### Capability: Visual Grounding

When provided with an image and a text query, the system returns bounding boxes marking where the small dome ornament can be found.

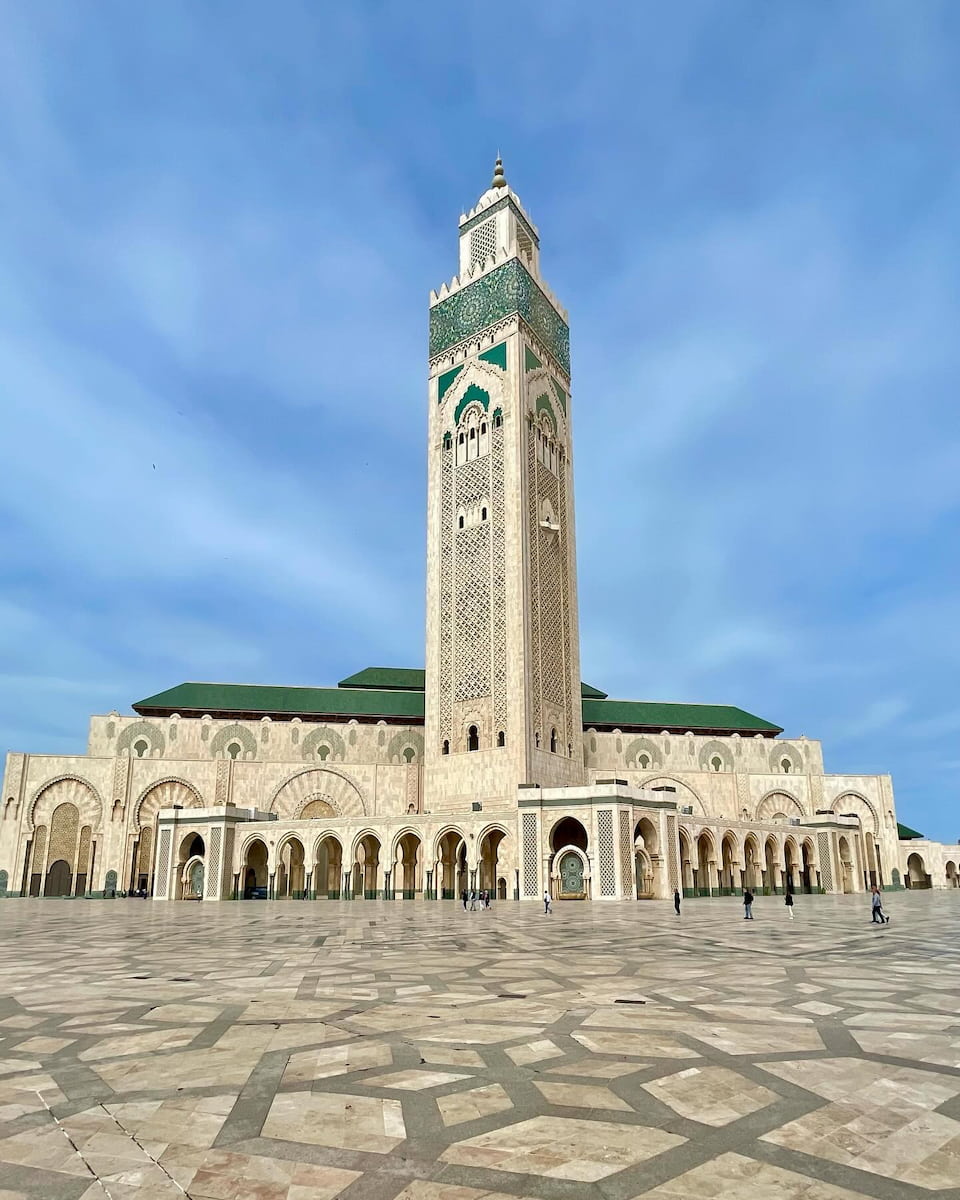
[491,156,507,189]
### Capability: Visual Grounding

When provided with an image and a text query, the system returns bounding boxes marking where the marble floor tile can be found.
[262,1091,406,1153]
[441,1115,684,1181]
[437,1084,513,1126]
[642,1065,778,1126]
[637,1150,877,1198]
[2,891,959,1198]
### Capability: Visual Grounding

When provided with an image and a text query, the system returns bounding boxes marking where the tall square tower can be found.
[424,160,584,811]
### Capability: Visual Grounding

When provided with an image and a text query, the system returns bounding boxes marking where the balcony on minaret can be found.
[456,156,542,281]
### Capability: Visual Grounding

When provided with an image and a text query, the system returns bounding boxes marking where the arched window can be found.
[458,514,464,529]
[638,753,650,769]
[467,725,479,752]
[711,756,722,772]
[441,740,450,755]
[134,739,148,758]
[469,427,476,440]
[481,506,487,521]
[402,747,415,763]
[227,742,241,760]
[781,758,792,773]
[317,745,330,761]
[480,422,487,434]
[535,731,541,749]
[550,728,558,753]
[568,743,573,757]
[443,432,452,450]
[493,412,502,428]
[496,730,505,747]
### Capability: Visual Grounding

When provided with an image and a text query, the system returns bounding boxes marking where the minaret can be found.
[424,159,584,812]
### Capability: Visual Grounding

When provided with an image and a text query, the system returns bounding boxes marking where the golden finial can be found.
[491,155,507,189]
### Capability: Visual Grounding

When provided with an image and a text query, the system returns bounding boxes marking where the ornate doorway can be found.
[557,851,586,899]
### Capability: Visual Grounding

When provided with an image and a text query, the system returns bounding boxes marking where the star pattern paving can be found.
[0,891,959,1199]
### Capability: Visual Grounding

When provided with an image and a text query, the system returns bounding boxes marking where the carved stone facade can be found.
[0,159,937,903]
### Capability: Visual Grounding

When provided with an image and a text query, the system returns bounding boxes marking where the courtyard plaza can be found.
[0,895,958,1199]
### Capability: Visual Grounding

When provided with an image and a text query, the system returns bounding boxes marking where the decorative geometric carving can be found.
[404,764,420,813]
[155,828,172,897]
[522,812,539,895]
[271,769,366,820]
[698,741,734,772]
[294,725,345,763]
[666,815,679,890]
[430,259,570,374]
[454,456,493,704]
[597,810,616,896]
[491,423,507,729]
[215,759,230,806]
[619,810,633,898]
[76,825,91,888]
[30,777,102,832]
[439,444,454,744]
[300,797,338,819]
[207,826,222,898]
[623,738,662,770]
[116,720,166,758]
[830,792,879,835]
[3,753,25,811]
[210,724,256,759]
[817,833,833,891]
[469,218,496,268]
[112,756,129,816]
[30,826,47,880]
[771,743,803,773]
[48,803,79,866]
[136,779,202,827]
[386,729,424,764]
[460,194,538,247]
[756,792,803,823]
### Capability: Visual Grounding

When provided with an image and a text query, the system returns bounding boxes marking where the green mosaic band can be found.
[429,259,570,375]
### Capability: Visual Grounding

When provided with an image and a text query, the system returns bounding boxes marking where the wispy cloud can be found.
[0,1,957,840]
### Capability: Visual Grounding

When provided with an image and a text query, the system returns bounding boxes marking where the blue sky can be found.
[1,2,958,840]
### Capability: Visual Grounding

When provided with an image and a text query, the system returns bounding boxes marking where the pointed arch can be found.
[829,791,879,836]
[210,724,257,759]
[697,740,734,772]
[301,726,347,763]
[270,768,366,820]
[756,791,803,823]
[135,778,203,827]
[30,776,103,832]
[639,775,705,814]
[116,720,166,758]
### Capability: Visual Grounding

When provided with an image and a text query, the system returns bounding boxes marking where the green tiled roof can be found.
[132,675,780,736]
[581,698,782,735]
[133,682,424,722]
[897,822,924,840]
[338,667,426,691]
[335,668,607,700]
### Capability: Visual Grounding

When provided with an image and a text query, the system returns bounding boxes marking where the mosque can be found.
[1,161,954,903]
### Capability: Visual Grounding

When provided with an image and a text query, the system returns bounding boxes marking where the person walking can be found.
[743,888,755,920]
[785,890,794,919]
[461,888,468,911]
[870,886,889,924]
[674,889,681,916]
[469,889,477,911]
[543,888,552,914]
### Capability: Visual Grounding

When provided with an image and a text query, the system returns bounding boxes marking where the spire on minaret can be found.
[491,155,507,189]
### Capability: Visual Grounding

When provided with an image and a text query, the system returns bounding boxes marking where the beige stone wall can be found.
[87,713,424,767]
[899,839,960,890]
